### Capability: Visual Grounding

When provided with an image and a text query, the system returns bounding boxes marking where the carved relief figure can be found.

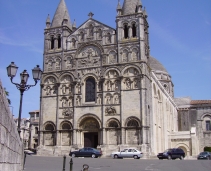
[106,33,111,43]
[61,98,66,107]
[66,57,72,69]
[122,51,127,62]
[114,95,119,104]
[134,79,138,89]
[114,80,119,91]
[125,78,131,89]
[106,95,111,104]
[61,85,67,94]
[46,86,51,95]
[80,32,84,41]
[97,95,102,104]
[106,80,112,91]
[105,106,116,115]
[55,59,60,70]
[72,38,76,48]
[131,51,138,61]
[48,60,53,71]
[89,24,94,37]
[98,29,102,39]
[76,96,81,106]
[76,83,81,94]
[68,98,72,107]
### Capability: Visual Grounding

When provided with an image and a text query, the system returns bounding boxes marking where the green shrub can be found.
[204,147,211,152]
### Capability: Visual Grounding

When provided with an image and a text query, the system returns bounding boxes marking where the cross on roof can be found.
[88,12,94,18]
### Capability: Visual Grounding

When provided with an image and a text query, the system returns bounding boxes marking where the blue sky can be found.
[0,0,210,119]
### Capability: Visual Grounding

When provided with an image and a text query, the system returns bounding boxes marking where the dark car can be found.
[69,147,102,158]
[157,148,185,160]
[197,151,211,160]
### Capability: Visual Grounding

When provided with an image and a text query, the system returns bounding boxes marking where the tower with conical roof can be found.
[44,0,73,54]
[116,0,151,155]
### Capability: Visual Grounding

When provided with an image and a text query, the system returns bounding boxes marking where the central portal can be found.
[84,132,98,148]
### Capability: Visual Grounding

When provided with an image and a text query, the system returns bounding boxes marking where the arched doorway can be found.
[79,117,100,148]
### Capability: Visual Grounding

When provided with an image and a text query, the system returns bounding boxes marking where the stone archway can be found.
[79,117,101,148]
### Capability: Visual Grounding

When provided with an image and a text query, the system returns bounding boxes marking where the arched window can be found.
[45,124,54,131]
[62,123,71,130]
[58,35,61,48]
[108,121,118,128]
[132,23,137,37]
[85,77,95,102]
[124,24,128,39]
[127,120,139,127]
[51,36,54,49]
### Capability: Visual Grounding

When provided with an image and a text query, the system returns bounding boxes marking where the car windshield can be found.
[163,149,171,153]
[200,152,208,155]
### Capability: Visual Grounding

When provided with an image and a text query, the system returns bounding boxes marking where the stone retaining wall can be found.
[0,80,23,171]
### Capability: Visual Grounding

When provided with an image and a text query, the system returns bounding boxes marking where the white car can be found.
[111,148,143,159]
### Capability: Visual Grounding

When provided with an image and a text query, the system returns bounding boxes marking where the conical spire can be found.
[51,0,71,28]
[122,0,140,15]
[46,14,51,28]
[117,0,122,10]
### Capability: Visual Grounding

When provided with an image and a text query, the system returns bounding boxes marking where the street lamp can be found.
[7,62,42,137]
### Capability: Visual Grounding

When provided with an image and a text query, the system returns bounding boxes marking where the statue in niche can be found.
[109,54,115,64]
[48,60,53,70]
[98,29,102,39]
[46,86,51,95]
[105,106,116,115]
[98,82,102,91]
[114,80,119,91]
[52,86,57,94]
[55,59,60,69]
[122,52,127,62]
[134,69,138,76]
[68,98,72,107]
[106,95,111,104]
[76,96,81,106]
[97,95,102,104]
[61,99,66,107]
[69,85,72,94]
[66,58,72,69]
[72,39,76,48]
[76,83,81,94]
[125,78,131,89]
[107,81,112,91]
[134,79,138,89]
[107,33,111,43]
[80,32,84,41]
[131,51,137,61]
[61,85,67,94]
[114,95,119,104]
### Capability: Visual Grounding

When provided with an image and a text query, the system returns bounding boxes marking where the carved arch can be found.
[77,113,102,129]
[43,121,56,131]
[125,117,141,127]
[106,118,120,128]
[60,121,73,130]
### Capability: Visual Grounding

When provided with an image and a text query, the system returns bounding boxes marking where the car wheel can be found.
[71,153,75,158]
[133,155,138,159]
[91,154,96,158]
[168,155,172,160]
[159,158,163,160]
[114,154,118,159]
[180,156,184,160]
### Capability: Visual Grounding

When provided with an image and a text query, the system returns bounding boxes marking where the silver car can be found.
[111,148,143,159]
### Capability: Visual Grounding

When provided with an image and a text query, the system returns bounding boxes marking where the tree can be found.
[4,88,11,105]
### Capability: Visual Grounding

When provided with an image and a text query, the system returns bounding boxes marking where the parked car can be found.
[111,148,143,159]
[69,147,102,158]
[197,151,211,160]
[157,148,185,160]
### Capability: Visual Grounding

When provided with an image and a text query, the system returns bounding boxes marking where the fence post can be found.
[62,155,66,171]
[69,158,73,171]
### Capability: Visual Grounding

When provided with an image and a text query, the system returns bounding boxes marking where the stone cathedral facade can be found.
[37,0,211,157]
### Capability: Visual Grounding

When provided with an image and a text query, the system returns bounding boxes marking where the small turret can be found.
[136,0,142,13]
[116,0,122,16]
[46,14,51,28]
[143,7,148,18]
[72,19,76,31]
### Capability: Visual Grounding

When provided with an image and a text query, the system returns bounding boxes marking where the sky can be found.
[0,0,210,119]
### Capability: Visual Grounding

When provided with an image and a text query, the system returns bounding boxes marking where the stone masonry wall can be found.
[0,80,23,171]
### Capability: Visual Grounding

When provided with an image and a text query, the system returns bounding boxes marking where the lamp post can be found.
[7,62,42,137]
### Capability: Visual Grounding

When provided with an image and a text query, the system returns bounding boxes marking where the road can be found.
[24,155,211,171]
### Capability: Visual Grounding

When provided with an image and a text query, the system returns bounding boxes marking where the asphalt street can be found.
[24,155,211,171]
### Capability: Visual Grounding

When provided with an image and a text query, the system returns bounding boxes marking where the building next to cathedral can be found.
[37,0,211,158]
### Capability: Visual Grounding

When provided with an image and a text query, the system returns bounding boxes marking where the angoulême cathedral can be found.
[37,0,211,158]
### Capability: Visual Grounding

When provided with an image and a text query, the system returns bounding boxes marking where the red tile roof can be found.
[190,100,211,105]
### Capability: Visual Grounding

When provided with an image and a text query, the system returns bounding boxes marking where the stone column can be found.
[73,130,77,145]
[102,129,106,145]
[121,128,126,144]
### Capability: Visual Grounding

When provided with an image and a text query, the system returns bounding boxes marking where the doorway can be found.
[84,132,98,148]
